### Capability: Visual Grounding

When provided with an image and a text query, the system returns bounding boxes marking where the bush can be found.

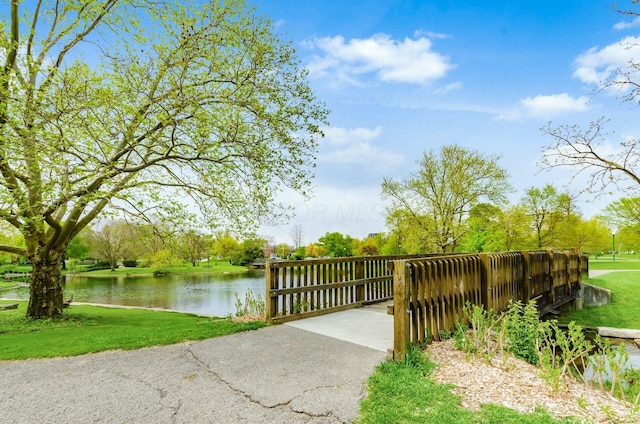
[86,261,112,271]
[122,260,138,268]
[500,300,541,365]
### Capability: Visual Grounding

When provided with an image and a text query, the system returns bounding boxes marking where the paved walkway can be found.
[6,273,623,422]
[0,307,392,424]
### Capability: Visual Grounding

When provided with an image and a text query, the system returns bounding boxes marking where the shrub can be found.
[86,261,112,271]
[122,260,138,268]
[499,300,541,365]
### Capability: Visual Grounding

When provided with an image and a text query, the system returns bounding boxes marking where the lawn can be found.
[0,281,18,289]
[587,253,640,270]
[560,271,640,329]
[75,261,249,276]
[0,260,251,277]
[0,300,266,360]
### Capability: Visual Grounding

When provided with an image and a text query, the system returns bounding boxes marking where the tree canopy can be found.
[0,0,328,317]
[381,145,512,253]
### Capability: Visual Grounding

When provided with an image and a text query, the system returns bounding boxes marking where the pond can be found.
[0,271,266,318]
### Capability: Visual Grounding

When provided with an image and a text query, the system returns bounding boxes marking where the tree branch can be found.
[0,244,28,257]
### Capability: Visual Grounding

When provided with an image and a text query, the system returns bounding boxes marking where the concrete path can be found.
[287,304,393,353]
[0,308,391,424]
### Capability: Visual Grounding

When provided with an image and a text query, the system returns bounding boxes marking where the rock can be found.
[598,327,640,340]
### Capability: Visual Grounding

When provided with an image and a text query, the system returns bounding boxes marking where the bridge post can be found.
[392,260,410,361]
[546,249,555,306]
[520,251,531,304]
[265,261,276,324]
[479,254,491,311]
[355,258,365,303]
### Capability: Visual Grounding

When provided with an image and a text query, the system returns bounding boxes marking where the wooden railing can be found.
[266,254,439,324]
[391,250,588,359]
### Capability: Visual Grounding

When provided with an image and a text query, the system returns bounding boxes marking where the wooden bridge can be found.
[266,250,588,359]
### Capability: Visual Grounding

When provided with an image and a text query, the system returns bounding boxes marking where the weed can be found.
[576,394,589,410]
[454,302,496,361]
[292,296,309,314]
[536,320,593,391]
[438,329,452,340]
[234,289,265,317]
[500,300,541,365]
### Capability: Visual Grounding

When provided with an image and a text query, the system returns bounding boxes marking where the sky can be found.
[251,0,640,245]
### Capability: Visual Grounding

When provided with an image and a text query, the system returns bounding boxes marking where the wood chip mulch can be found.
[426,339,639,423]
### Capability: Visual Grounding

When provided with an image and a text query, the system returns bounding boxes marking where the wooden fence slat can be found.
[393,260,410,360]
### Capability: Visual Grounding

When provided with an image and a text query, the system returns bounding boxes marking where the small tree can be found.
[86,221,133,271]
[275,243,292,258]
[318,232,354,257]
[290,225,304,250]
[358,238,380,256]
[212,231,242,263]
[180,230,210,267]
[305,243,326,258]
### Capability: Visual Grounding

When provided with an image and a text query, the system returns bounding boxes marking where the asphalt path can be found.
[0,311,390,424]
[5,272,620,423]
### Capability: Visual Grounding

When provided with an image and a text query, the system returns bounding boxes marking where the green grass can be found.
[587,253,640,270]
[0,300,266,360]
[0,281,17,289]
[69,261,249,276]
[357,350,579,424]
[2,261,250,277]
[0,264,32,274]
[560,272,640,329]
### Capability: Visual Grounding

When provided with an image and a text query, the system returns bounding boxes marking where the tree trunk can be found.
[27,250,64,318]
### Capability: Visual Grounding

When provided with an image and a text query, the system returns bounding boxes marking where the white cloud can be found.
[613,16,640,30]
[573,36,639,85]
[414,29,450,40]
[322,126,382,146]
[261,185,389,243]
[521,93,590,116]
[496,93,590,121]
[306,33,454,85]
[434,81,462,95]
[319,126,404,167]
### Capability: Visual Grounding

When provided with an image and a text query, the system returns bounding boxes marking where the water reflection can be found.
[0,271,266,317]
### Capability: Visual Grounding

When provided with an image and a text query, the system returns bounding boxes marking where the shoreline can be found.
[62,268,254,278]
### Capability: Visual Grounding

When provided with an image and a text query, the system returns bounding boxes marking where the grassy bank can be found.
[0,261,251,278]
[0,301,266,360]
[68,260,250,276]
[560,271,640,329]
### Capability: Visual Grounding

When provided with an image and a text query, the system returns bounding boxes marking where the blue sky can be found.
[255,0,640,245]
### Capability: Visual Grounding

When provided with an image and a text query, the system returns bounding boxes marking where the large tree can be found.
[382,145,512,253]
[0,1,328,317]
[603,197,640,230]
[521,184,562,249]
